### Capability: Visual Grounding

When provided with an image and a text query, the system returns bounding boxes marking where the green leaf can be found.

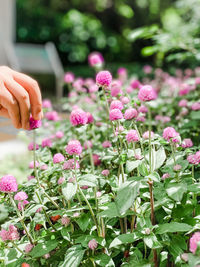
[144,234,162,249]
[126,160,140,173]
[78,174,98,187]
[61,228,70,241]
[115,181,140,215]
[59,245,85,267]
[29,240,58,258]
[156,222,192,234]
[109,233,141,248]
[99,203,120,218]
[62,182,77,201]
[166,182,187,202]
[190,110,200,120]
[138,162,149,176]
[77,213,91,232]
[155,146,166,169]
[94,254,115,267]
[147,172,160,182]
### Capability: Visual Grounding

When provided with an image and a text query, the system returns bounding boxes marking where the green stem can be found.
[11,241,25,255]
[43,191,60,209]
[148,107,152,174]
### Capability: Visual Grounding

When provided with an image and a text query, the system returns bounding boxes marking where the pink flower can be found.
[0,229,10,241]
[14,191,28,201]
[0,175,18,193]
[130,80,141,89]
[115,126,124,136]
[25,243,34,253]
[93,154,101,166]
[195,77,200,85]
[70,108,88,126]
[96,191,102,197]
[191,102,200,111]
[179,84,190,96]
[29,115,42,130]
[18,200,29,211]
[126,86,133,94]
[53,153,65,164]
[84,140,93,150]
[64,72,74,83]
[0,225,20,241]
[89,84,98,93]
[63,159,80,170]
[88,52,104,67]
[136,116,146,122]
[190,232,200,254]
[58,177,65,185]
[45,111,60,121]
[96,71,112,88]
[68,176,76,183]
[55,131,64,139]
[109,109,123,121]
[29,161,39,169]
[178,99,188,107]
[86,112,94,124]
[101,169,110,176]
[88,239,98,250]
[143,65,152,74]
[135,154,142,160]
[61,216,70,226]
[66,140,82,155]
[102,141,111,148]
[110,100,123,111]
[40,164,48,170]
[162,173,170,180]
[121,97,130,104]
[138,85,157,102]
[111,81,122,97]
[182,139,193,148]
[42,99,52,109]
[117,67,127,81]
[187,154,199,165]
[42,138,52,148]
[124,108,138,120]
[163,127,179,141]
[142,131,154,140]
[43,254,50,259]
[138,105,148,113]
[126,130,139,143]
[28,142,39,151]
[27,175,35,181]
[173,164,181,171]
[195,151,200,162]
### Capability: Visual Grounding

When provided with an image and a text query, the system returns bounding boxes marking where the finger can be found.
[0,106,9,118]
[5,79,31,130]
[0,85,21,129]
[12,71,43,120]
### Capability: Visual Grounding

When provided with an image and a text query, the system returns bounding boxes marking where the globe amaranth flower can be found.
[86,112,94,124]
[65,140,82,156]
[187,154,199,165]
[138,85,157,102]
[45,111,60,121]
[55,131,64,139]
[142,131,154,140]
[121,97,130,104]
[178,99,188,107]
[173,164,182,171]
[0,175,18,193]
[88,52,104,67]
[63,159,80,170]
[109,109,123,121]
[70,108,88,126]
[42,99,52,109]
[41,138,52,148]
[191,102,200,111]
[102,141,112,148]
[138,105,148,113]
[28,142,39,151]
[14,191,28,201]
[190,232,200,254]
[53,153,65,164]
[111,82,122,97]
[93,154,101,166]
[163,127,179,141]
[126,130,139,143]
[84,140,93,150]
[110,100,123,111]
[88,239,98,250]
[124,108,138,120]
[64,72,74,83]
[58,177,65,185]
[18,200,29,211]
[101,169,110,176]
[182,138,193,148]
[29,161,39,169]
[96,70,112,88]
[61,216,70,226]
[162,173,170,180]
[130,79,141,89]
[24,243,34,253]
[0,225,19,241]
[29,115,42,130]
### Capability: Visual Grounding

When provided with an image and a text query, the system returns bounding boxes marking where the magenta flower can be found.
[25,243,34,253]
[109,109,123,121]
[121,97,130,104]
[0,225,19,241]
[126,130,139,143]
[18,200,29,211]
[14,191,28,201]
[86,112,94,124]
[163,127,179,141]
[102,141,112,148]
[64,72,75,83]
[124,108,138,120]
[88,52,104,67]
[190,232,200,254]
[182,138,193,148]
[84,140,93,150]
[29,115,42,130]
[178,99,188,107]
[28,142,39,151]
[58,177,65,185]
[191,102,200,111]
[142,131,154,140]
[42,138,52,148]
[138,105,148,113]
[70,108,88,126]
[63,159,80,170]
[96,70,112,88]
[45,111,60,121]
[65,140,82,156]
[0,175,18,193]
[42,99,52,109]
[111,82,122,97]
[55,131,64,139]
[93,154,101,166]
[110,100,123,111]
[101,169,110,176]
[29,161,39,169]
[88,239,98,250]
[162,173,170,180]
[173,164,182,171]
[61,216,70,226]
[130,79,141,89]
[138,85,157,102]
[53,153,65,164]
[187,154,199,165]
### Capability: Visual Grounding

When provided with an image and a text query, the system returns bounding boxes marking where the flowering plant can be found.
[1,60,200,267]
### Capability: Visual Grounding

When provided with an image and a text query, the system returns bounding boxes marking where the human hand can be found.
[0,66,43,130]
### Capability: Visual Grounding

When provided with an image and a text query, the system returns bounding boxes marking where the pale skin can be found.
[0,66,43,130]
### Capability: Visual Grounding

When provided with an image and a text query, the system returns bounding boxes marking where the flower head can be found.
[173,164,181,171]
[63,159,80,170]
[25,243,34,253]
[18,200,29,211]
[29,161,39,169]
[138,85,157,102]
[53,153,65,164]
[42,138,52,148]
[190,232,200,254]
[84,140,93,150]
[124,108,138,120]
[101,169,110,176]
[163,127,179,141]
[58,177,65,185]
[14,191,28,201]
[109,109,123,121]
[42,99,52,109]
[102,141,112,148]
[64,72,75,83]
[96,71,112,88]
[93,154,101,166]
[182,139,193,148]
[162,173,170,180]
[110,100,123,111]
[126,130,139,143]
[45,111,60,121]
[70,108,88,126]
[61,216,70,226]
[88,52,104,67]
[66,140,82,155]
[142,131,154,140]
[29,115,42,130]
[28,142,39,151]
[0,175,18,193]
[88,239,98,250]
[86,112,94,124]
[55,131,64,139]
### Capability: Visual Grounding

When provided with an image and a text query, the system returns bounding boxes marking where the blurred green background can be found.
[16,0,200,74]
